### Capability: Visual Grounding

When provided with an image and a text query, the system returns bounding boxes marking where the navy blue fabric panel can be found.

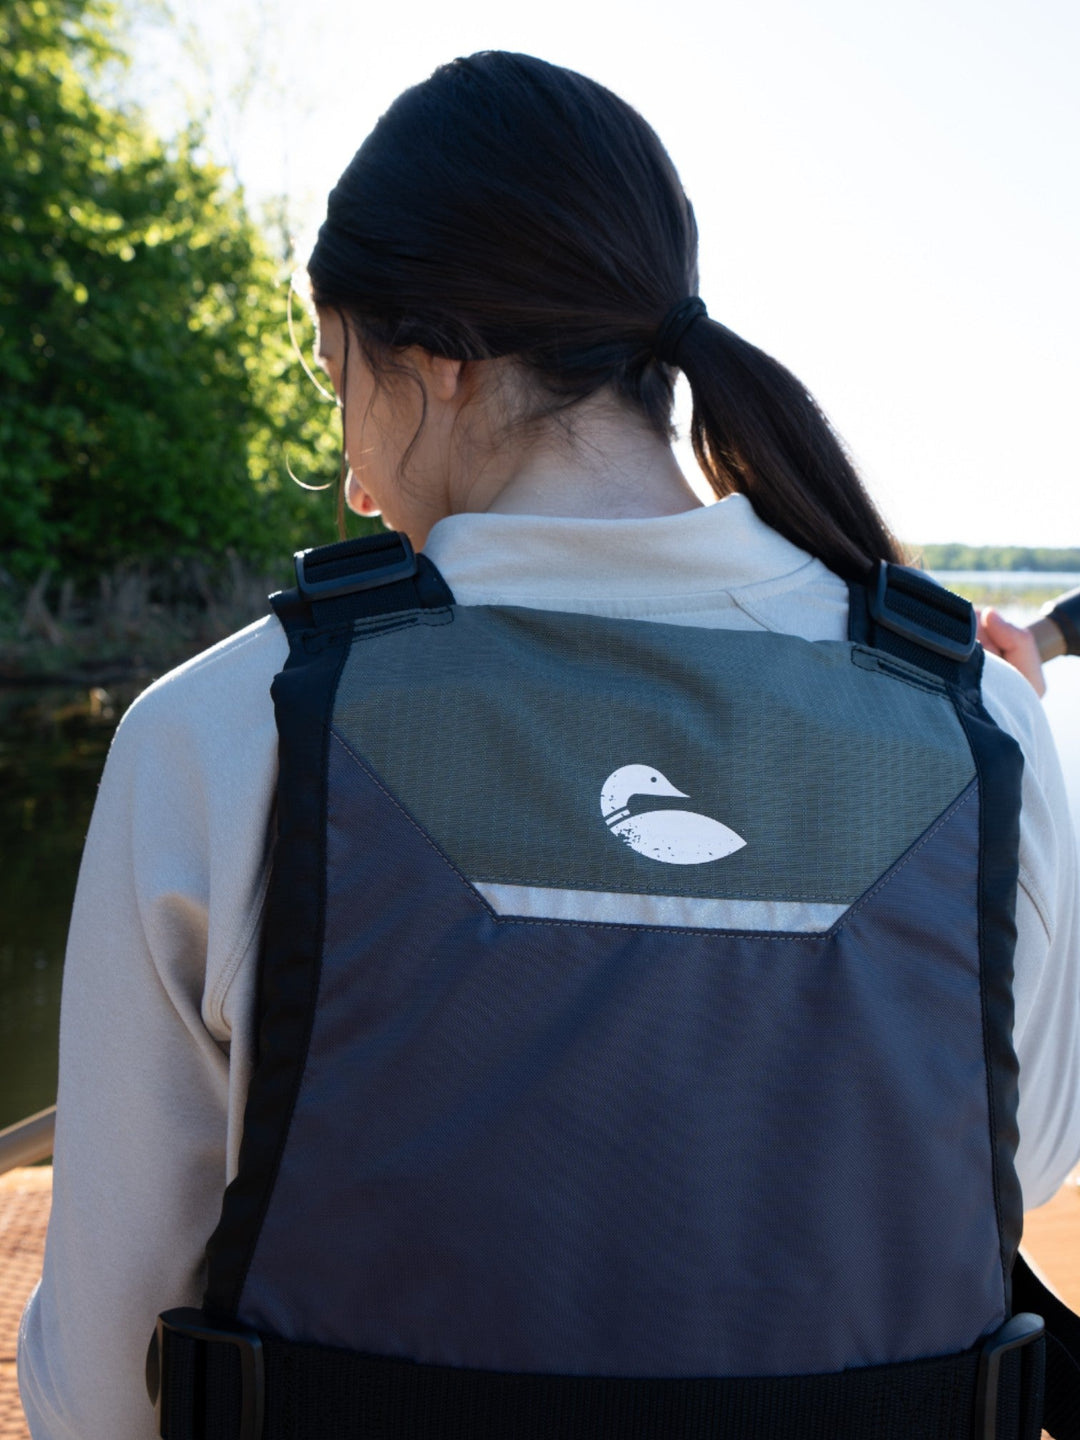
[238,743,1001,1379]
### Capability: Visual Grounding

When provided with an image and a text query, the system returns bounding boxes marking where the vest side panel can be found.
[236,740,1003,1378]
[203,632,346,1318]
[954,693,1025,1312]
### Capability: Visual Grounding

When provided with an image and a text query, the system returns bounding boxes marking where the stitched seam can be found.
[352,608,455,640]
[728,593,777,631]
[850,647,950,695]
[489,915,839,938]
[451,590,740,615]
[470,872,856,902]
[330,731,497,915]
[828,781,978,936]
[299,606,454,652]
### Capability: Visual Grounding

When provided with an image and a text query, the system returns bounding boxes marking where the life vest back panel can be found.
[205,565,1023,1387]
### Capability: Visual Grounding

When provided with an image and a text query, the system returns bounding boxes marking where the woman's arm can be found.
[980,653,1080,1207]
[18,618,284,1440]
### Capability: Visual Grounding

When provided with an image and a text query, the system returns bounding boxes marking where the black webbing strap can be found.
[152,1316,1047,1440]
[270,531,455,638]
[1013,1254,1080,1439]
[848,561,981,689]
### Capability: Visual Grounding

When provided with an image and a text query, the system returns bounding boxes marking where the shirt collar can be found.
[422,494,827,608]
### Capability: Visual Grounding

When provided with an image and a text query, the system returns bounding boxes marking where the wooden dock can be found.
[2,1166,1079,1438]
[0,1169,51,1440]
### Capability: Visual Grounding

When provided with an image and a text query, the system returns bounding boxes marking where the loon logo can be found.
[600,764,746,865]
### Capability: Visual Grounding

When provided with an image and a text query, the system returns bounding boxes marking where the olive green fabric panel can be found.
[333,606,975,904]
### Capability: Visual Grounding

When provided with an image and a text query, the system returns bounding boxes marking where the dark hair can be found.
[308,51,902,578]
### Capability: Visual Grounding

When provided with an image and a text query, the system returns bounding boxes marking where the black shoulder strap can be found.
[847,561,982,692]
[202,530,453,1320]
[270,531,455,642]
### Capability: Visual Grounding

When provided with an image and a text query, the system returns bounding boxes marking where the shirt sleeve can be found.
[18,618,285,1440]
[980,652,1080,1209]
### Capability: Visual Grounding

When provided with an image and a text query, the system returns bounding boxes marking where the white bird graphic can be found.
[600,764,746,865]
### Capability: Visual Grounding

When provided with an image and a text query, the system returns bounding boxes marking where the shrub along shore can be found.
[0,557,290,685]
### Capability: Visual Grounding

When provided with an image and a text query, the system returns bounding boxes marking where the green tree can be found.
[0,0,341,586]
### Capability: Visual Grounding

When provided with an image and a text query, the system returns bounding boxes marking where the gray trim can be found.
[474,882,848,932]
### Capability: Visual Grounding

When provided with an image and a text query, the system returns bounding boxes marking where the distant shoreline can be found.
[916,544,1080,573]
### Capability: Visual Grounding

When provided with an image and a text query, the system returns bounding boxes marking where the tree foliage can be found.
[0,0,342,585]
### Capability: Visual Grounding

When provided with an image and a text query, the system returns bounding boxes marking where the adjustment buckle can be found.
[868,562,977,662]
[294,534,417,601]
[974,1311,1044,1440]
[147,1307,265,1440]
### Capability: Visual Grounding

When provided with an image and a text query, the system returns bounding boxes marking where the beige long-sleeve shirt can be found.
[19,496,1080,1439]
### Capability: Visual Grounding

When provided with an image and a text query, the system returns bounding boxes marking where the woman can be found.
[20,51,1079,1440]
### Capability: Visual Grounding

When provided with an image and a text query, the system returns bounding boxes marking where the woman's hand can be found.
[978,607,1047,698]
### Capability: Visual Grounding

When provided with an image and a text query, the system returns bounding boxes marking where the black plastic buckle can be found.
[147,1307,265,1440]
[294,534,417,602]
[973,1311,1044,1440]
[868,562,977,662]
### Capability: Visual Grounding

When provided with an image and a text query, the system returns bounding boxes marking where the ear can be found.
[410,349,465,404]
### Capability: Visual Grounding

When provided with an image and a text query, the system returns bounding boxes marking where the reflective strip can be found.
[474,882,848,932]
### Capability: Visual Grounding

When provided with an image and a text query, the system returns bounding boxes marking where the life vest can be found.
[148,533,1080,1440]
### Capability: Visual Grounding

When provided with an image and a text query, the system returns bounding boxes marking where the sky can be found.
[119,0,1080,548]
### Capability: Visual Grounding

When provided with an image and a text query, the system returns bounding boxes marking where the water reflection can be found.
[0,685,134,1130]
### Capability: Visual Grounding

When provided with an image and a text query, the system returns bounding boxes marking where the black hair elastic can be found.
[653,296,708,366]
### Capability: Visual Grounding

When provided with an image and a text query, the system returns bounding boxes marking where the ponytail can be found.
[673,315,904,581]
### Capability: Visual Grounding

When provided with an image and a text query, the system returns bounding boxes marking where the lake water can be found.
[933,572,1080,590]
[0,685,133,1132]
[1,574,1077,1133]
